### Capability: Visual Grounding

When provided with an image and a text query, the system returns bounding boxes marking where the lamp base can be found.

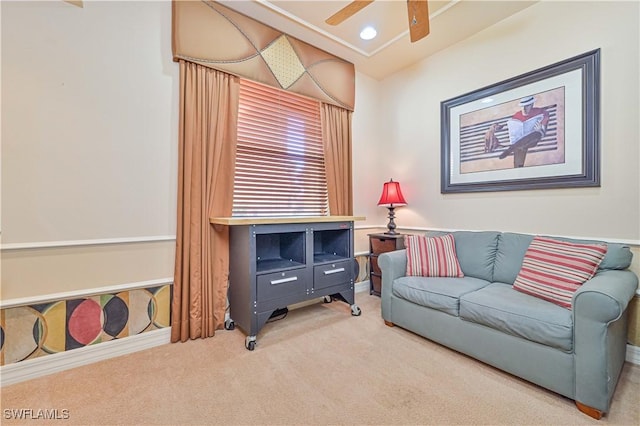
[385,206,398,235]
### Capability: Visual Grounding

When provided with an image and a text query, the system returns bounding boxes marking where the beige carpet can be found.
[1,294,638,425]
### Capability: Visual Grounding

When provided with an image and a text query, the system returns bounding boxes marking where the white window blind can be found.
[233,79,329,217]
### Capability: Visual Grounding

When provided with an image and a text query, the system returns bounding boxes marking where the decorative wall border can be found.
[0,280,172,368]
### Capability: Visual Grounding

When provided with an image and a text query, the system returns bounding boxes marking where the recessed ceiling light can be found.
[360,26,377,40]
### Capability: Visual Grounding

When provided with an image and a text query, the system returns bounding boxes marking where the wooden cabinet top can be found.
[368,233,404,239]
[210,216,366,226]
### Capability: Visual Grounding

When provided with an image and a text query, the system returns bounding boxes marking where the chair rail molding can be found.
[0,235,176,251]
[0,278,173,309]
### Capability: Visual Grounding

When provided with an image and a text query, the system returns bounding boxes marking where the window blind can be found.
[233,79,329,217]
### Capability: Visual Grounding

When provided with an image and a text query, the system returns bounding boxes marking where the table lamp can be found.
[377,179,407,235]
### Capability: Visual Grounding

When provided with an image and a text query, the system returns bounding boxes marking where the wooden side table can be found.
[368,233,405,296]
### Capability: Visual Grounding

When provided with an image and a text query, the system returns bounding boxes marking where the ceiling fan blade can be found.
[326,1,374,26]
[407,0,430,42]
[64,0,83,7]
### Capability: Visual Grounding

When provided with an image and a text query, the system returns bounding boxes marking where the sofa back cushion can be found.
[493,233,535,284]
[426,231,499,282]
[549,236,633,270]
[494,233,634,285]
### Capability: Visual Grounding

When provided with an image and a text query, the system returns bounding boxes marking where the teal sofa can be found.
[378,231,638,419]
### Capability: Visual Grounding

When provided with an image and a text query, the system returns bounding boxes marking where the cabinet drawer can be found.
[314,260,352,290]
[370,237,398,254]
[257,269,306,301]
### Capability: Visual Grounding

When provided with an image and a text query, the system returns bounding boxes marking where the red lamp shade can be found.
[378,179,407,206]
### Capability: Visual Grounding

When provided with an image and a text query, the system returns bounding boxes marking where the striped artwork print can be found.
[512,236,608,309]
[405,234,464,277]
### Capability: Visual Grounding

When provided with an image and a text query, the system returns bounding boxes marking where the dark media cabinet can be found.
[210,216,364,350]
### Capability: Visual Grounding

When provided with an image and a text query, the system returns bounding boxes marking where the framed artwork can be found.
[441,49,600,193]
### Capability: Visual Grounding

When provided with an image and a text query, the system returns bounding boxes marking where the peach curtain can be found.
[172,60,239,342]
[321,103,354,216]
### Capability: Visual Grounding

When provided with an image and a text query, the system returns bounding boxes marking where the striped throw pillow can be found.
[405,234,464,277]
[512,236,607,310]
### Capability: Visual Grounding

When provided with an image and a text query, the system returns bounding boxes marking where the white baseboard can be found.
[0,328,171,387]
[355,280,369,294]
[627,344,640,365]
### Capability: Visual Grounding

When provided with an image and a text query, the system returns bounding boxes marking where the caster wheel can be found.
[224,319,235,330]
[245,336,256,351]
[323,295,332,303]
[351,304,362,316]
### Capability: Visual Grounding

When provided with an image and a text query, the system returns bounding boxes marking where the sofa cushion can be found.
[460,283,573,352]
[405,234,464,277]
[512,236,607,309]
[426,231,499,281]
[392,276,489,316]
[493,232,534,285]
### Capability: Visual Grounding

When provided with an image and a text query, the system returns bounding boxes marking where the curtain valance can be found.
[172,0,355,111]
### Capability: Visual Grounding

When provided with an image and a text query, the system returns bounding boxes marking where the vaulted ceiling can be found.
[219,1,538,80]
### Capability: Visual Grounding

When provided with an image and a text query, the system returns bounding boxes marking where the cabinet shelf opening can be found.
[313,229,350,264]
[256,232,306,273]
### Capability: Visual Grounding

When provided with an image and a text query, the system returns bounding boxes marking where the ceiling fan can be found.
[326,0,430,43]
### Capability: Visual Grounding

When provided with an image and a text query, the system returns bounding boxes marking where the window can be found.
[233,79,329,217]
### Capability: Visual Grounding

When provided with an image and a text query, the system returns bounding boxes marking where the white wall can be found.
[351,71,389,251]
[364,1,639,243]
[352,71,388,225]
[1,1,177,300]
[2,1,177,244]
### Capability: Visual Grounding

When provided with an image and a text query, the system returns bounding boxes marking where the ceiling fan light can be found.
[360,26,377,40]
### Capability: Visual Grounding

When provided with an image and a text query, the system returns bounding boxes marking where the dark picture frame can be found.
[441,49,600,193]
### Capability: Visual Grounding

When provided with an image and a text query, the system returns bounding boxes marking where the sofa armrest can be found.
[573,270,638,322]
[573,269,639,413]
[378,249,407,321]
